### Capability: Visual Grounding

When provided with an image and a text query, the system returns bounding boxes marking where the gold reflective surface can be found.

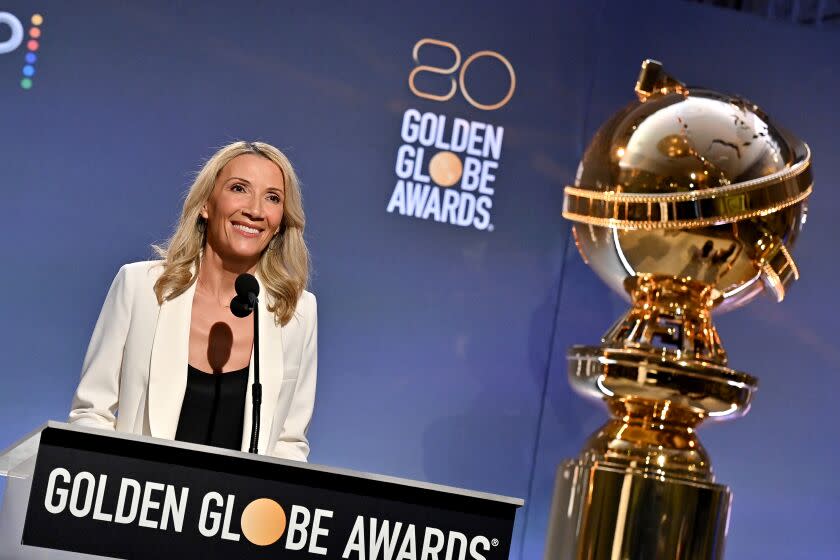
[563,59,810,312]
[546,460,730,560]
[547,60,812,559]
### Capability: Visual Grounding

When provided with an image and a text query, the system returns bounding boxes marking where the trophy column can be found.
[547,458,730,559]
[545,276,755,559]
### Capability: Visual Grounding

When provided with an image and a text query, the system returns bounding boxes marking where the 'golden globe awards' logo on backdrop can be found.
[386,39,515,232]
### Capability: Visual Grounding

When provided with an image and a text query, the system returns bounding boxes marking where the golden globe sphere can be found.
[565,60,811,314]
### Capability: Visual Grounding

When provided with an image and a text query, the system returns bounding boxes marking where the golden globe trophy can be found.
[544,60,812,559]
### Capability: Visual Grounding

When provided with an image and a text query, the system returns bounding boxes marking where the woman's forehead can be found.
[218,154,285,189]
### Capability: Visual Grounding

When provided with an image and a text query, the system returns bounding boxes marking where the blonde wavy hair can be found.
[153,141,309,325]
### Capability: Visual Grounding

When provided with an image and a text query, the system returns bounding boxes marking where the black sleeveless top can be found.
[174,364,249,451]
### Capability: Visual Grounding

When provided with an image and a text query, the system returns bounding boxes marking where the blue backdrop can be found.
[1,1,838,557]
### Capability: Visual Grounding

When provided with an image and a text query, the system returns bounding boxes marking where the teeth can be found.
[233,224,260,234]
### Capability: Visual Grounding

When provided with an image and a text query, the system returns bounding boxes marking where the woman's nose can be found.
[242,195,264,218]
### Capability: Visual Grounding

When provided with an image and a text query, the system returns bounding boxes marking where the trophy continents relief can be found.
[545,60,812,560]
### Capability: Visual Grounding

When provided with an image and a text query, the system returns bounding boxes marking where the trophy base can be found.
[544,459,730,560]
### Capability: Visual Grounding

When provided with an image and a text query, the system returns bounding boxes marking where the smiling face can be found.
[200,153,286,268]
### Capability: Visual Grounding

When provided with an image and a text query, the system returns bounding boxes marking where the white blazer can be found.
[68,260,317,461]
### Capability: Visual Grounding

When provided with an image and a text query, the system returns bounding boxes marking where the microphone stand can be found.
[248,292,261,454]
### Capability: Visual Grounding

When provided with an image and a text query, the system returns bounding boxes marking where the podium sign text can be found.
[22,426,519,559]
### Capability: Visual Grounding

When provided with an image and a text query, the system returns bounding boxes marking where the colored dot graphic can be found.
[21,13,43,90]
[429,151,464,187]
[240,498,287,546]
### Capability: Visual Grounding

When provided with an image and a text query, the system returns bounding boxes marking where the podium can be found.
[0,422,522,559]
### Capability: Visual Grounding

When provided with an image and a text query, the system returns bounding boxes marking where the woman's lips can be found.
[232,223,262,238]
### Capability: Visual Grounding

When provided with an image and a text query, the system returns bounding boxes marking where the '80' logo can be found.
[0,11,44,90]
[408,38,516,111]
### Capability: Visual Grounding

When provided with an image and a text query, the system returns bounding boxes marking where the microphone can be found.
[235,273,260,305]
[230,296,251,318]
[230,273,262,455]
[230,273,259,317]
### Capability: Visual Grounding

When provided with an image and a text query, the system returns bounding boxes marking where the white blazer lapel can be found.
[148,280,196,439]
[240,277,284,454]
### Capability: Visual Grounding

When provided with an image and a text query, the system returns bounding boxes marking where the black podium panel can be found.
[19,424,520,559]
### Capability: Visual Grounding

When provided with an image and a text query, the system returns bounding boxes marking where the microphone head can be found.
[230,295,252,318]
[235,273,260,299]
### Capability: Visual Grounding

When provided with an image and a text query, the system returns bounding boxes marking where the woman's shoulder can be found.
[298,289,316,305]
[281,289,316,331]
[113,260,165,288]
[119,260,164,276]
[296,289,317,316]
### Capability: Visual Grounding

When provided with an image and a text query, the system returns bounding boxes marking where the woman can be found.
[68,141,317,461]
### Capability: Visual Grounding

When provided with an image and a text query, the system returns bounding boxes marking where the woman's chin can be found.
[216,247,266,267]
[205,237,270,266]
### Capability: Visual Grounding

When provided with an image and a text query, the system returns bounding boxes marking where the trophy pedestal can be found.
[545,459,730,559]
[548,289,755,560]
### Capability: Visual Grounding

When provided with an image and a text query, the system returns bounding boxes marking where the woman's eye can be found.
[268,194,282,204]
[231,183,246,192]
